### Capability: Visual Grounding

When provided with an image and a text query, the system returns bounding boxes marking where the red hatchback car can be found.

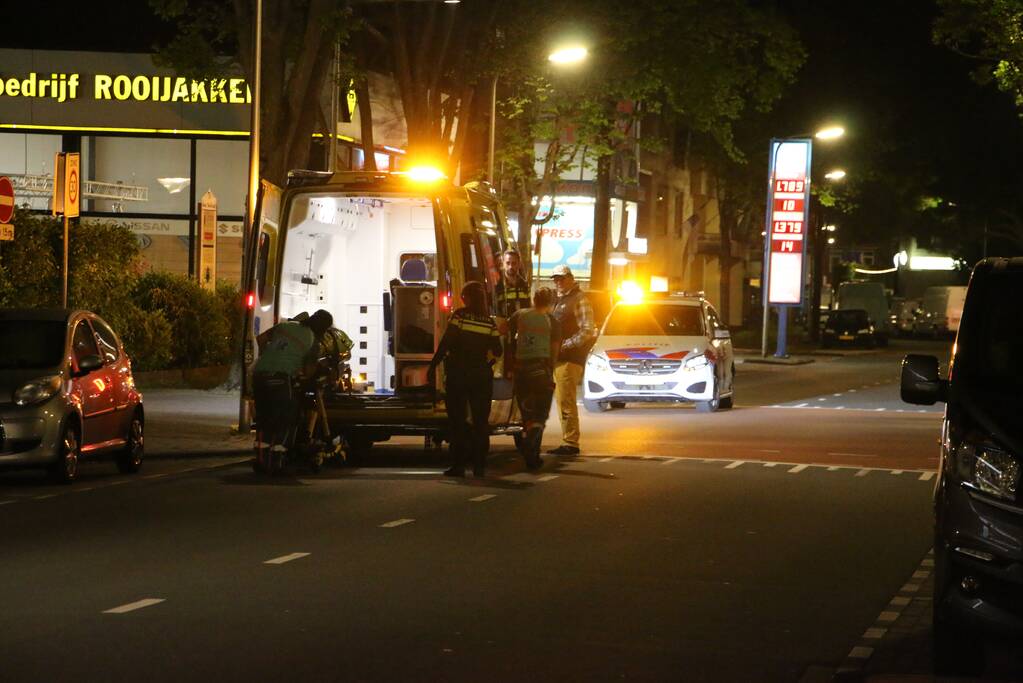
[0,309,144,483]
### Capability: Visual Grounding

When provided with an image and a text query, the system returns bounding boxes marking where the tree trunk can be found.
[356,78,377,171]
[590,154,612,292]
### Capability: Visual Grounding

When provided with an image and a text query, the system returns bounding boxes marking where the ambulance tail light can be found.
[440,291,452,312]
[246,293,256,309]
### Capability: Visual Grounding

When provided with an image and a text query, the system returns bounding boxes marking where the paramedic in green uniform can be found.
[428,282,503,478]
[253,310,334,451]
[508,288,560,469]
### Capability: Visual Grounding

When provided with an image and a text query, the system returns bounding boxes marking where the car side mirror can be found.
[75,354,103,376]
[900,354,945,405]
[713,329,730,340]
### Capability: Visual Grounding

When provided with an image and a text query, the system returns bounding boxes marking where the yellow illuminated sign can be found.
[0,72,251,105]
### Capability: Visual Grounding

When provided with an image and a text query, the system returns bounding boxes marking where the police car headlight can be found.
[586,354,610,372]
[14,375,62,406]
[683,354,709,370]
[955,441,1020,501]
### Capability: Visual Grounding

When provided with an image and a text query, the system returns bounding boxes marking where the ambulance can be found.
[241,168,524,458]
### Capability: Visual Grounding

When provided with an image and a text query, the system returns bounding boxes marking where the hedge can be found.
[0,208,242,371]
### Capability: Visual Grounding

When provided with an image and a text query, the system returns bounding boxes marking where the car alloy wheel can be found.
[117,415,144,474]
[49,425,80,484]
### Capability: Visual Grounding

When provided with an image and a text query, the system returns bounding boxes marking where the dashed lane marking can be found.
[793,403,808,408]
[537,474,559,482]
[469,494,497,502]
[891,470,903,475]
[725,460,745,469]
[763,462,778,468]
[661,458,680,465]
[919,471,935,481]
[889,596,911,607]
[103,598,165,614]
[264,552,310,565]
[788,465,808,474]
[33,494,58,500]
[921,558,935,568]
[380,518,415,528]
[848,646,874,659]
[855,469,870,477]
[863,627,887,639]
[900,583,921,593]
[758,449,782,453]
[827,466,841,472]
[599,457,613,463]
[877,611,900,623]
[912,570,930,580]
[0,500,15,505]
[75,487,95,492]
[828,452,877,458]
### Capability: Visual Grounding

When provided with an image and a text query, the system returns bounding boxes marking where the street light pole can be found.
[487,74,497,184]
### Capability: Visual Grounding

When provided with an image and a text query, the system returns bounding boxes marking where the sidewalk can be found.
[143,388,251,458]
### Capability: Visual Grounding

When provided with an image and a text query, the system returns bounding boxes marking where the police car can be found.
[583,289,735,413]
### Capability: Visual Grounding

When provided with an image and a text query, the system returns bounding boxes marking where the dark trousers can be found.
[445,367,493,472]
[254,372,298,448]
[514,359,554,464]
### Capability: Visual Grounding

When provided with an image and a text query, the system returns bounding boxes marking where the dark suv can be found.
[901,257,1023,673]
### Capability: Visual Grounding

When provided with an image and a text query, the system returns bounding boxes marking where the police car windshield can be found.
[0,320,66,370]
[604,304,704,337]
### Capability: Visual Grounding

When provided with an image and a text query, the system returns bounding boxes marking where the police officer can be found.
[428,282,503,478]
[496,250,532,318]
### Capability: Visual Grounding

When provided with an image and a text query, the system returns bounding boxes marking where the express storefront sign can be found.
[0,72,251,105]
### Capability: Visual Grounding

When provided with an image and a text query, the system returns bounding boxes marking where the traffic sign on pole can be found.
[0,176,15,224]
[64,152,80,218]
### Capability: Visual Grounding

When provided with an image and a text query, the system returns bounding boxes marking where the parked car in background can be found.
[835,280,891,344]
[0,309,144,483]
[822,309,876,348]
[889,297,920,337]
[912,285,967,338]
[583,293,735,413]
[901,258,1023,675]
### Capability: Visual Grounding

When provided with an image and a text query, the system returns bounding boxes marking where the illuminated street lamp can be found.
[815,126,845,140]
[548,45,589,65]
[824,169,846,180]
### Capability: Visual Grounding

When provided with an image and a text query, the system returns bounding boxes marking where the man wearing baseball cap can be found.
[548,265,597,455]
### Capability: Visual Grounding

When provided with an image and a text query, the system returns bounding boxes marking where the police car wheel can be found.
[583,399,610,413]
[695,398,720,413]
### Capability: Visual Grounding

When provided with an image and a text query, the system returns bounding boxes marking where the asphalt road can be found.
[3,338,1017,681]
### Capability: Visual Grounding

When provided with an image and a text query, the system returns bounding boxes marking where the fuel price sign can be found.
[765,139,812,305]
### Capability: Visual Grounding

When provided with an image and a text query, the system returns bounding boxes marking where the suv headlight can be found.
[955,441,1020,501]
[13,376,62,406]
[586,354,610,372]
[684,354,709,370]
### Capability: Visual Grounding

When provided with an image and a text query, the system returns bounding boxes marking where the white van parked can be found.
[913,285,967,338]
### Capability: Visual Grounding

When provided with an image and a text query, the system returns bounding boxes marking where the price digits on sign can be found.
[774,179,805,192]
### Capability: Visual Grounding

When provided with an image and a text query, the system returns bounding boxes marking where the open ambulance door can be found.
[241,179,283,401]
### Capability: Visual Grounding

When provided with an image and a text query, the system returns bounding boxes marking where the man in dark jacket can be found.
[548,265,596,455]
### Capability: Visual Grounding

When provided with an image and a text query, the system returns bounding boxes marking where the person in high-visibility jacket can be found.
[428,281,503,478]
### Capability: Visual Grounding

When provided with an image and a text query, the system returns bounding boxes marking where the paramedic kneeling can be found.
[508,287,560,469]
[428,282,503,478]
[253,310,334,451]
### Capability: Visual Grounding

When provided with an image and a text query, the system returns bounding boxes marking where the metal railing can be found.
[3,173,149,202]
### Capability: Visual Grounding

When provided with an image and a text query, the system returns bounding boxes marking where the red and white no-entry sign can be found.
[0,176,15,224]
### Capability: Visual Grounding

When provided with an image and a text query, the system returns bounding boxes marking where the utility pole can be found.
[809,204,825,343]
[590,154,612,292]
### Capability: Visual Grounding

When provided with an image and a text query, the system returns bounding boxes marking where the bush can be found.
[0,208,241,372]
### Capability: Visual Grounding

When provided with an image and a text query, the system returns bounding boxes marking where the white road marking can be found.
[33,494,57,500]
[834,406,845,410]
[919,471,935,481]
[874,408,886,412]
[827,466,841,471]
[599,457,613,463]
[788,465,808,474]
[380,518,415,528]
[828,452,877,458]
[877,611,900,622]
[469,494,496,502]
[817,398,827,402]
[793,403,808,408]
[912,570,930,580]
[537,474,559,482]
[900,583,921,593]
[661,458,680,466]
[0,500,15,505]
[142,473,167,479]
[758,449,782,453]
[922,559,935,568]
[863,627,887,639]
[890,597,911,607]
[833,393,842,397]
[103,598,165,614]
[763,462,778,468]
[264,552,310,565]
[725,461,744,469]
[849,389,857,393]
[855,469,870,477]
[75,487,95,492]
[848,646,874,659]
[891,470,903,475]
